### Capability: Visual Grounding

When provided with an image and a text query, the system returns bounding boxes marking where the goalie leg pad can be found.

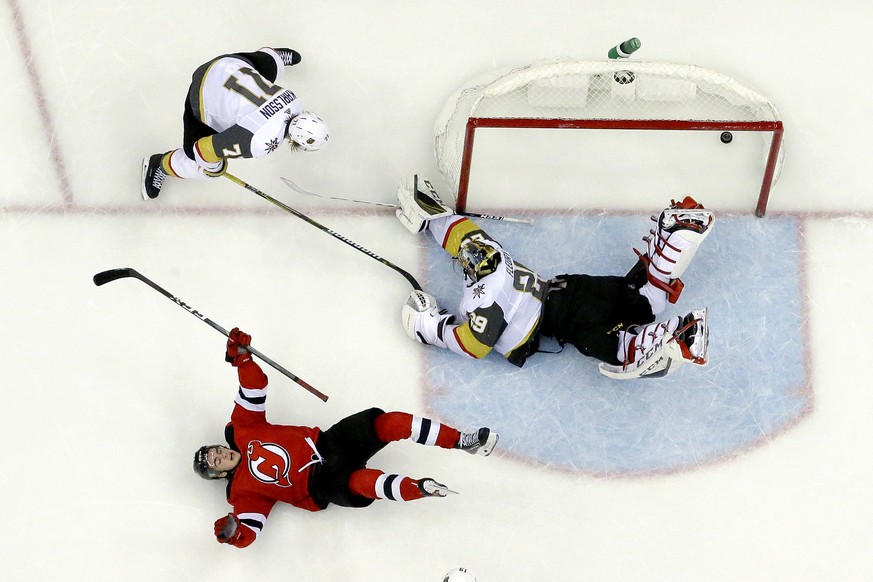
[637,197,714,304]
[395,175,454,234]
[599,335,686,380]
[598,307,709,380]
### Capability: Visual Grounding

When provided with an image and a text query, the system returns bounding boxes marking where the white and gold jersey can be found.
[427,215,547,366]
[187,50,302,163]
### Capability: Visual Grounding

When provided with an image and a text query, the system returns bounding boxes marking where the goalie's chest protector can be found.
[459,251,545,357]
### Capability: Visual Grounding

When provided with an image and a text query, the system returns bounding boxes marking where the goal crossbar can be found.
[457,117,785,217]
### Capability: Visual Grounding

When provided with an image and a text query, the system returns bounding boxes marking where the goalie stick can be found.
[93,268,328,402]
[280,177,534,226]
[223,173,424,291]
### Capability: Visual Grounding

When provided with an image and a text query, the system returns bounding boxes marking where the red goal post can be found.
[434,59,784,217]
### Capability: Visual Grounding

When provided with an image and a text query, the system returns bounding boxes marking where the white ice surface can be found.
[2,1,873,581]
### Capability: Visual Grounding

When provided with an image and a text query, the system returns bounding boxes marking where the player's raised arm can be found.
[224,328,270,424]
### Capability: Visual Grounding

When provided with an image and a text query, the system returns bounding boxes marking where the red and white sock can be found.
[348,469,424,501]
[374,412,460,449]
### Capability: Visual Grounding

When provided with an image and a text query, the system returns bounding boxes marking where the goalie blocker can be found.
[401,290,456,347]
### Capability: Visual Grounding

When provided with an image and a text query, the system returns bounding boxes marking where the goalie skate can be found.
[637,197,714,304]
[676,308,709,366]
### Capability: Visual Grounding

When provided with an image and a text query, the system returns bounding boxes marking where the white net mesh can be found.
[434,59,782,206]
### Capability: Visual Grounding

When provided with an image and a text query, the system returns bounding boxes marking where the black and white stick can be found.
[224,173,423,291]
[280,177,534,226]
[93,267,328,402]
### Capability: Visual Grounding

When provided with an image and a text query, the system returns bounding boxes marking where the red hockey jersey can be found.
[223,358,325,547]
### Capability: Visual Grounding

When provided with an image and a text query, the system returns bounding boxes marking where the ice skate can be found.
[141,153,168,200]
[273,48,300,67]
[677,308,709,366]
[456,427,499,457]
[659,196,713,233]
[417,478,458,497]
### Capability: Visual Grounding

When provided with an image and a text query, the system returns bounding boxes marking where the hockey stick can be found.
[223,173,423,291]
[93,268,328,402]
[280,176,534,225]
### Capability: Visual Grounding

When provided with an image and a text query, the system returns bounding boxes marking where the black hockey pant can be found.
[309,407,388,509]
[539,274,656,365]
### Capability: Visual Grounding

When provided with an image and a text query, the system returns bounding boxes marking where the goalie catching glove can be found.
[401,290,456,347]
[395,175,453,234]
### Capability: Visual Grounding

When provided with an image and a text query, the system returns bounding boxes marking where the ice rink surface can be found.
[2,1,872,581]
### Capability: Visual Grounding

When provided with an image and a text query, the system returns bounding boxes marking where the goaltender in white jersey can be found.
[414,213,547,366]
[396,176,713,380]
[141,47,329,201]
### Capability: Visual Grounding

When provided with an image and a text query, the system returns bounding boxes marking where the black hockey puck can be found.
[720,131,733,144]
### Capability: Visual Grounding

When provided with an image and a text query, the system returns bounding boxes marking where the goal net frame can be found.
[434,59,784,217]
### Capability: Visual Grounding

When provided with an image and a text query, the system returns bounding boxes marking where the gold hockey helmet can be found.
[458,238,501,282]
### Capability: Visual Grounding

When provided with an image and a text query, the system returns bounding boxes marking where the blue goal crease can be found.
[420,215,809,476]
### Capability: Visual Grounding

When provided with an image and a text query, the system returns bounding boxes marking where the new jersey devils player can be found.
[194,328,499,548]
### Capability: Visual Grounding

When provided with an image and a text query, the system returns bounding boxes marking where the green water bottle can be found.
[608,37,641,59]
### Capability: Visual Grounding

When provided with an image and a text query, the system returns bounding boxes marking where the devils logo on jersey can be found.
[247,440,294,487]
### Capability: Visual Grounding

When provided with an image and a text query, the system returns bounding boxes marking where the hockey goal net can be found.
[434,59,783,217]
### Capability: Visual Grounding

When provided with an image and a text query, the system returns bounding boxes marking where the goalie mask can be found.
[458,238,501,282]
[286,111,329,151]
[193,444,228,480]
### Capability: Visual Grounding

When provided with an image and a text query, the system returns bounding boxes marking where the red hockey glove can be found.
[225,327,253,364]
[214,513,242,545]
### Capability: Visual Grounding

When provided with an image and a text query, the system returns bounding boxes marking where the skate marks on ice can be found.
[420,214,810,476]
